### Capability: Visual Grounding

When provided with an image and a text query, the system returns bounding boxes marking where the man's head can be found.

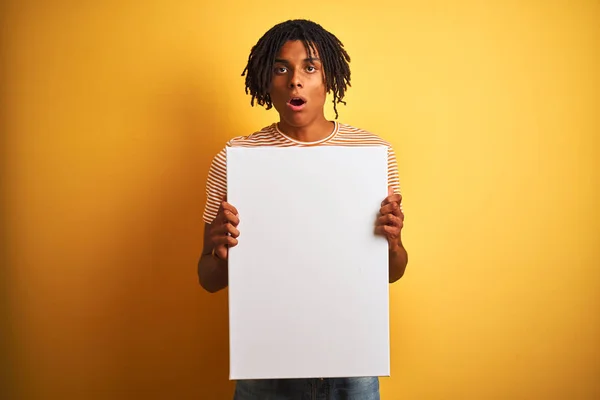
[242,19,351,122]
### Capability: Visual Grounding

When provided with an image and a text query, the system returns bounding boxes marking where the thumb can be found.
[388,186,394,196]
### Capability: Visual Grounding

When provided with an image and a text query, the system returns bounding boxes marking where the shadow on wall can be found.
[0,244,16,400]
[89,75,239,398]
[141,74,238,398]
[0,0,16,391]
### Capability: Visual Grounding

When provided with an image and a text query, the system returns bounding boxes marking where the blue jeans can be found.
[233,377,380,400]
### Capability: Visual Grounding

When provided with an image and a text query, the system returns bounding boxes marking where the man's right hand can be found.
[209,197,240,261]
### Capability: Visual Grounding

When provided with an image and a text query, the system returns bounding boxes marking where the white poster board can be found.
[226,146,390,380]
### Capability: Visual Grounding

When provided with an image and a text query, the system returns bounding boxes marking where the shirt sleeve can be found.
[202,146,228,225]
[387,145,404,211]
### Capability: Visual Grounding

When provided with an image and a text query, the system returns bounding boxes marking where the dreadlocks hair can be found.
[241,19,351,119]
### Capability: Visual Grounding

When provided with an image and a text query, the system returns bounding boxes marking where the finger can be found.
[212,229,240,259]
[221,200,239,216]
[376,214,403,227]
[381,193,402,207]
[223,210,240,226]
[225,222,240,238]
[380,202,402,217]
[375,224,400,238]
[376,214,395,227]
[213,223,240,238]
[212,235,239,247]
[214,245,228,260]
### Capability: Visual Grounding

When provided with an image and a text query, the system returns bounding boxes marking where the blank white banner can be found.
[226,146,390,380]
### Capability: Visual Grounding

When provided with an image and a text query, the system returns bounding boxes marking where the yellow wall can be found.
[2,1,599,399]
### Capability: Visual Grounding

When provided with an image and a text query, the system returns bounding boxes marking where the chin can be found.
[283,117,308,127]
[273,103,319,128]
[281,112,314,127]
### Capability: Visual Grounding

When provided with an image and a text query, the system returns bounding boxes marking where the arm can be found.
[377,186,408,283]
[198,223,229,293]
[389,239,408,283]
[197,200,240,293]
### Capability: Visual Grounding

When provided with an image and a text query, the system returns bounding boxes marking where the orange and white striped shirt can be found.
[203,121,402,224]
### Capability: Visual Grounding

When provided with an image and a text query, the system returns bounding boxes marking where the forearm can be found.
[198,253,229,293]
[388,240,408,283]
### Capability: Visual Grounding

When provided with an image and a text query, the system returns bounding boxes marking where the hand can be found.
[209,196,240,261]
[375,186,404,250]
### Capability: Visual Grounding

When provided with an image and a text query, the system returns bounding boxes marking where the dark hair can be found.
[241,19,351,119]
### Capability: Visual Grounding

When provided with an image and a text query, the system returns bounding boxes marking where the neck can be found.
[277,116,334,143]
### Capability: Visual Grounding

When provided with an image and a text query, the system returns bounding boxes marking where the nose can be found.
[289,71,303,89]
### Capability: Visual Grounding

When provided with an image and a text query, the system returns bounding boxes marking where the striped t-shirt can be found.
[202,121,402,224]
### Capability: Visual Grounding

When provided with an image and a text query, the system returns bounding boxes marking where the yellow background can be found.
[2,0,599,399]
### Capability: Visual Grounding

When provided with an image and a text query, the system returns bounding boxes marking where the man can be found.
[198,19,408,400]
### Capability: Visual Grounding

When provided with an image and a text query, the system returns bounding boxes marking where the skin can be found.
[198,40,408,293]
[269,40,334,142]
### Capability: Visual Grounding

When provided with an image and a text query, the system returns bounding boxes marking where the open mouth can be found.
[289,97,306,106]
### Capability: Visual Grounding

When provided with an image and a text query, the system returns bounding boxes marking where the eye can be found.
[274,66,288,74]
[306,65,316,73]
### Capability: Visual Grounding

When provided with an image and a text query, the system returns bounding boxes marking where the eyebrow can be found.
[274,57,321,64]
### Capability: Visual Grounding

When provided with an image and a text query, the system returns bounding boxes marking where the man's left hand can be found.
[375,186,404,250]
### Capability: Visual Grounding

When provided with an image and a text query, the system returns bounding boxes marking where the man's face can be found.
[269,40,327,128]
